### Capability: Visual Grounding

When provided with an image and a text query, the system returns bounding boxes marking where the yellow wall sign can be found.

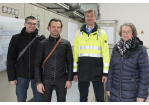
[141,30,144,34]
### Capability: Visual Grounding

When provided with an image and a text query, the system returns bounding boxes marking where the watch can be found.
[36,82,41,85]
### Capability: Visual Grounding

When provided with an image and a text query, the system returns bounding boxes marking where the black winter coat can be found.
[106,37,149,102]
[34,35,73,84]
[7,27,45,81]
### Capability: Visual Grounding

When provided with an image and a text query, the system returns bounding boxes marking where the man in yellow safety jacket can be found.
[73,8,110,102]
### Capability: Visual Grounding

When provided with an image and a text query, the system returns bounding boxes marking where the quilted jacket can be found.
[106,37,149,102]
[34,35,73,84]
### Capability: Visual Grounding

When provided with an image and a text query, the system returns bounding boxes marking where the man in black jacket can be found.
[34,18,73,102]
[7,16,45,102]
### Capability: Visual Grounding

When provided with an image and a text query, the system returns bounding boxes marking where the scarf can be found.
[117,37,135,56]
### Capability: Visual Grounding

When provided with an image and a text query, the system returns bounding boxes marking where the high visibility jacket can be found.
[73,23,110,81]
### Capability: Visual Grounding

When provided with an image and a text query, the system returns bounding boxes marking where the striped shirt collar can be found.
[86,24,95,31]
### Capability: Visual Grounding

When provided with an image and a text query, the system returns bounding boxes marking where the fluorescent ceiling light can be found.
[73,11,84,19]
[57,3,69,10]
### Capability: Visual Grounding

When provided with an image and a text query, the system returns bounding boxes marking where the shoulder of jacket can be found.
[98,28,107,37]
[98,28,106,34]
[61,38,71,44]
[40,38,49,44]
[136,45,148,58]
[11,33,21,40]
[38,34,46,40]
[14,33,21,37]
[76,29,81,34]
[137,45,146,51]
[75,29,83,37]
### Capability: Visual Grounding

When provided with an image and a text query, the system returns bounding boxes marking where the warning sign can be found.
[141,30,144,34]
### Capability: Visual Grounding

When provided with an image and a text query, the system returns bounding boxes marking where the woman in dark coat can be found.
[106,23,149,102]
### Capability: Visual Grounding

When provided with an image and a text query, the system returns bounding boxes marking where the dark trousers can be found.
[42,76,67,102]
[78,81,104,102]
[16,77,42,102]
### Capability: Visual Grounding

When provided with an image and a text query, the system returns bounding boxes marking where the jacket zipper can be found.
[28,34,31,79]
[132,77,138,89]
[119,56,123,102]
[54,38,56,80]
[43,65,44,73]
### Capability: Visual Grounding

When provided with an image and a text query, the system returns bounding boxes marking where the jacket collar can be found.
[21,27,38,35]
[131,37,143,48]
[49,35,61,41]
[20,27,38,39]
[86,24,95,31]
[80,23,99,35]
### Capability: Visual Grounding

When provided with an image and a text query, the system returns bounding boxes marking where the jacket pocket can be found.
[132,76,138,90]
[91,59,103,77]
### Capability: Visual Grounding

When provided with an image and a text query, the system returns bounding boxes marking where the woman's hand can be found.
[107,91,110,97]
[137,98,145,102]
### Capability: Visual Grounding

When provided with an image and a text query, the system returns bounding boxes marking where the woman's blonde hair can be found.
[119,22,138,37]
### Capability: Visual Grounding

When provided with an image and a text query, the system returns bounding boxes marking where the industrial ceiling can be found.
[39,3,99,23]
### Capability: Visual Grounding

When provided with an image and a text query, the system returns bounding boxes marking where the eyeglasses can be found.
[26,22,36,26]
[122,31,132,34]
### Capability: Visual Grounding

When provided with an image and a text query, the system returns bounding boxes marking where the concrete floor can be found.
[50,82,149,102]
[51,81,92,102]
[29,81,92,102]
[51,81,79,102]
[29,81,149,102]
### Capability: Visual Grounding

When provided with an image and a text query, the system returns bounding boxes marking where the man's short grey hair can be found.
[84,8,96,16]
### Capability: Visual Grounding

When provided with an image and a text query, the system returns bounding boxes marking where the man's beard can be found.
[51,31,59,36]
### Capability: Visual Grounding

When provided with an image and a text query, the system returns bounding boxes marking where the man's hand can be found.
[107,91,110,97]
[37,83,45,94]
[10,80,17,85]
[73,75,78,82]
[102,76,107,83]
[65,81,72,90]
[137,98,145,102]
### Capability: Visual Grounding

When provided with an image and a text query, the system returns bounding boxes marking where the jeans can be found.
[16,77,42,102]
[42,76,67,102]
[78,81,104,102]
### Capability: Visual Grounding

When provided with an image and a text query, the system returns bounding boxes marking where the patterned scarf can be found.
[117,37,135,56]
